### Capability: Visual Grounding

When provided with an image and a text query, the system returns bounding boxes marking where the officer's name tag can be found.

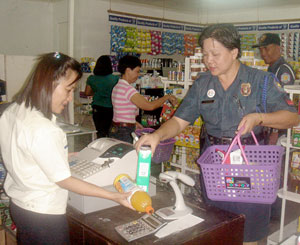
[201,100,215,104]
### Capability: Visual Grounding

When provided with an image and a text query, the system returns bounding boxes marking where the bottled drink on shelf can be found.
[113,174,154,214]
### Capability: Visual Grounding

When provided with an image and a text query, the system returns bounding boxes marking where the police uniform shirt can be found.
[268,56,295,86]
[175,63,296,138]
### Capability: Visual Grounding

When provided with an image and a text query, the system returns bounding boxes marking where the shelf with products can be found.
[162,145,201,196]
[161,53,207,99]
[138,87,165,128]
[161,117,202,197]
[268,84,300,244]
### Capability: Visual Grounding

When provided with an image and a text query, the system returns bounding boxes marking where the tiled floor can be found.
[72,122,300,245]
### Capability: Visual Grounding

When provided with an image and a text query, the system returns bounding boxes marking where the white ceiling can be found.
[119,0,300,12]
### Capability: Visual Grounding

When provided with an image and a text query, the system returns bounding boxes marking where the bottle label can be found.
[116,175,136,193]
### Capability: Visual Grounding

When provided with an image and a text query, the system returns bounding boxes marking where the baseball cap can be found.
[252,33,281,48]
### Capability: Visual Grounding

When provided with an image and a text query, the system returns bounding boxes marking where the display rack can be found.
[267,85,300,244]
[161,57,193,97]
[160,56,202,194]
[161,145,200,195]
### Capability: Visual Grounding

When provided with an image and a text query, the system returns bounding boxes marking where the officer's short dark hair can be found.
[118,55,142,75]
[199,23,241,58]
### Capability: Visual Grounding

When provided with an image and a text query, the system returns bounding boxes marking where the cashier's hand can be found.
[113,192,135,210]
[134,132,160,157]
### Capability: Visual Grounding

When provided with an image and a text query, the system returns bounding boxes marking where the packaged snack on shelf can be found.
[288,171,300,193]
[289,150,300,193]
[175,117,202,149]
[168,146,200,171]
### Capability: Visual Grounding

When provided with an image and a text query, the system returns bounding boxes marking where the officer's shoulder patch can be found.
[280,72,291,84]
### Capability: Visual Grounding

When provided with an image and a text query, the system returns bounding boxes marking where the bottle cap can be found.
[145,206,154,215]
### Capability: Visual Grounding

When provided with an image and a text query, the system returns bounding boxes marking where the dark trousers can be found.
[92,105,113,138]
[10,201,70,245]
[109,125,136,143]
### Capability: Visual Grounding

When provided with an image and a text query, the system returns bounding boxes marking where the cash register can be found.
[68,138,142,214]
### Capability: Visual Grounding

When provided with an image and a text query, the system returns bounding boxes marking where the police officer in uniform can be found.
[253,33,295,87]
[253,33,297,220]
[253,33,296,143]
[135,24,299,245]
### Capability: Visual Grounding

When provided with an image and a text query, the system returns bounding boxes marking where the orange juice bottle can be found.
[114,174,154,214]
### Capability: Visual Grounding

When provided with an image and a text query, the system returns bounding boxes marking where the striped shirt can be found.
[111,79,139,123]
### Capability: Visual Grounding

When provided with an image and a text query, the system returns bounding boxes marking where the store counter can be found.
[66,185,245,244]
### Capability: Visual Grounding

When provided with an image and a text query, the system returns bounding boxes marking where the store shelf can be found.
[280,137,300,150]
[277,189,300,203]
[169,162,200,174]
[283,85,300,94]
[161,79,193,86]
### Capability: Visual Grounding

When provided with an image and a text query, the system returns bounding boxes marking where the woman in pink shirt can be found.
[109,55,177,143]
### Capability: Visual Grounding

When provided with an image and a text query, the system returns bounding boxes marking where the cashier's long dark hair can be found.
[199,23,241,58]
[15,52,82,120]
[93,55,113,76]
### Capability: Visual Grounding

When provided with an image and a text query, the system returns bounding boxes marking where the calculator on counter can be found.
[115,212,167,242]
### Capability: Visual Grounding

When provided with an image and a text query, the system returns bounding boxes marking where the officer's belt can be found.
[207,132,265,145]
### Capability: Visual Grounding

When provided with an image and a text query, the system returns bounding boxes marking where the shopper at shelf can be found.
[84,55,119,138]
[0,52,133,245]
[109,55,178,143]
[135,24,299,245]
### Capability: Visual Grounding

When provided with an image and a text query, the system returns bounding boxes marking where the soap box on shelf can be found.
[291,151,300,169]
[292,126,300,147]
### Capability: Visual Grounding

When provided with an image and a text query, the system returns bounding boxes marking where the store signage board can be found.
[289,23,300,30]
[137,19,162,28]
[108,14,300,32]
[235,25,257,32]
[258,24,288,31]
[109,15,136,24]
[185,25,203,32]
[162,23,184,31]
[108,14,198,32]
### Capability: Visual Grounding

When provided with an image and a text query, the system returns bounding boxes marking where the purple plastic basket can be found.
[135,128,176,164]
[197,144,284,204]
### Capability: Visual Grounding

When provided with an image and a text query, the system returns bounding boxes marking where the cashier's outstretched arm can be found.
[134,116,189,155]
[56,177,134,210]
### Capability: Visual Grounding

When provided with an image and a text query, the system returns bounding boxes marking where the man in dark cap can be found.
[254,33,296,220]
[253,33,295,86]
[253,33,296,144]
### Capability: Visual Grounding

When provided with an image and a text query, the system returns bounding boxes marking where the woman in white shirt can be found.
[0,52,132,244]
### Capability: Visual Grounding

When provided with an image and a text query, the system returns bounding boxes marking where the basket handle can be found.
[221,126,259,165]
